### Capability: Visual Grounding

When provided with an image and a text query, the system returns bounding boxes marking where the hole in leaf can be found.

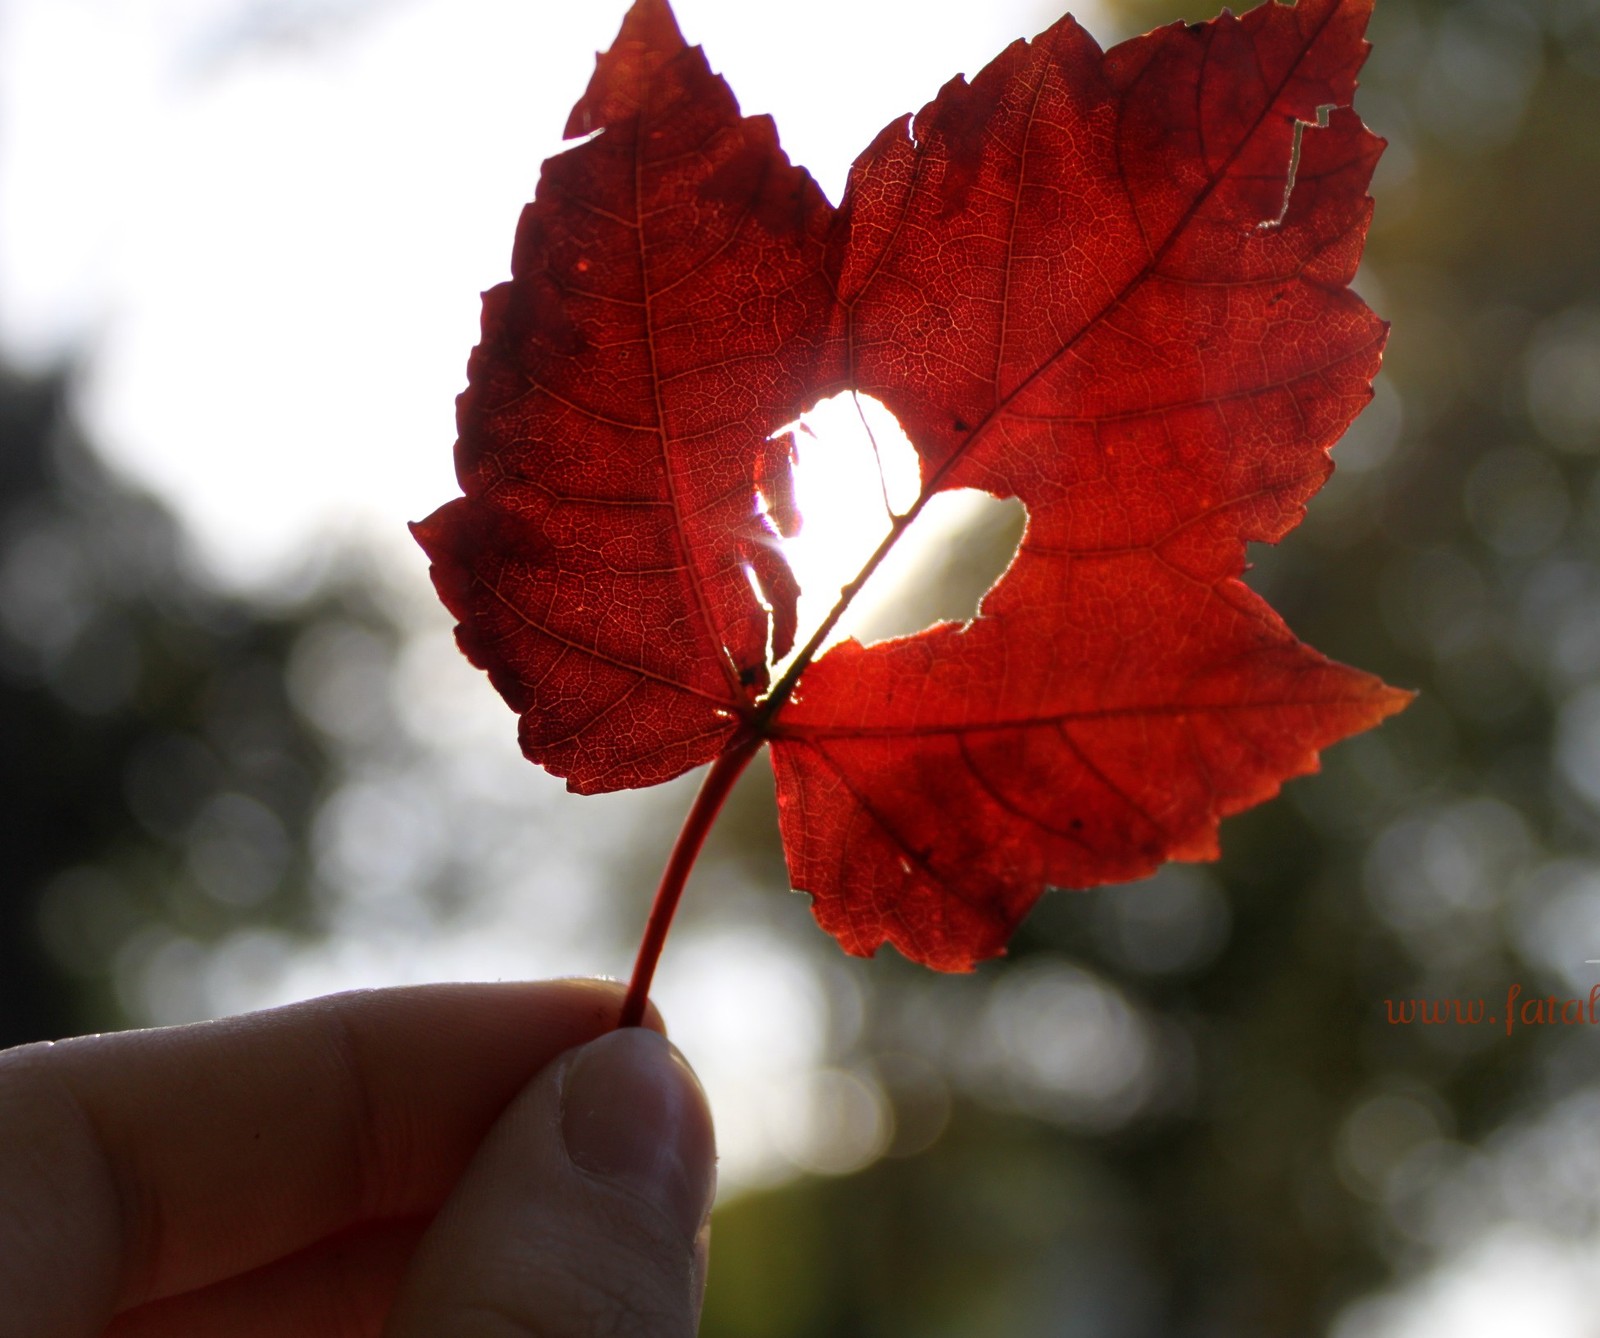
[770,392,1025,666]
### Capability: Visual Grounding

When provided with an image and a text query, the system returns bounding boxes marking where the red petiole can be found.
[617,730,763,1027]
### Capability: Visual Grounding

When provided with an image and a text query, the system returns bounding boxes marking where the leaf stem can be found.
[617,729,763,1028]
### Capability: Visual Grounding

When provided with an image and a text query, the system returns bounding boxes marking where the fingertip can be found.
[548,978,668,1036]
[560,1029,716,1240]
[385,1024,715,1338]
[636,995,670,1036]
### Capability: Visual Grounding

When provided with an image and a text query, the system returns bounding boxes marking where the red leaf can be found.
[414,0,1411,981]
[411,0,828,792]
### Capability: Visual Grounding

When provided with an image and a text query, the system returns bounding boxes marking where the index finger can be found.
[0,979,651,1333]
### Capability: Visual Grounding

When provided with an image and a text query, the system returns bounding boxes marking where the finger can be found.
[386,1027,716,1338]
[104,1217,427,1338]
[0,979,655,1334]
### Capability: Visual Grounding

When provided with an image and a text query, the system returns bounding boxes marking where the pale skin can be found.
[0,980,716,1337]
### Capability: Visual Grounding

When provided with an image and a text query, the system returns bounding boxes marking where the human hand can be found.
[0,980,716,1337]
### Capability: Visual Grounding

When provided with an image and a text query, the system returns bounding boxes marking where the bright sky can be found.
[0,0,1074,597]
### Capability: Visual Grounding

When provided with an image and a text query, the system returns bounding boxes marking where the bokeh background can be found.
[3,0,1598,1332]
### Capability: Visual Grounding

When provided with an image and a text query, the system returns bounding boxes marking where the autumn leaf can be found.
[412,0,1410,1009]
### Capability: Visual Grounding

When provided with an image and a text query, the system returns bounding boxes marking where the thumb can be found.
[385,1026,717,1338]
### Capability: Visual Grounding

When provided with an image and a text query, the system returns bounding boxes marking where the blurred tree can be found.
[0,363,389,1047]
[4,0,1597,1330]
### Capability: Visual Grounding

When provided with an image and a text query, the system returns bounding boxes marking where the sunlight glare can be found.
[774,393,1019,662]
